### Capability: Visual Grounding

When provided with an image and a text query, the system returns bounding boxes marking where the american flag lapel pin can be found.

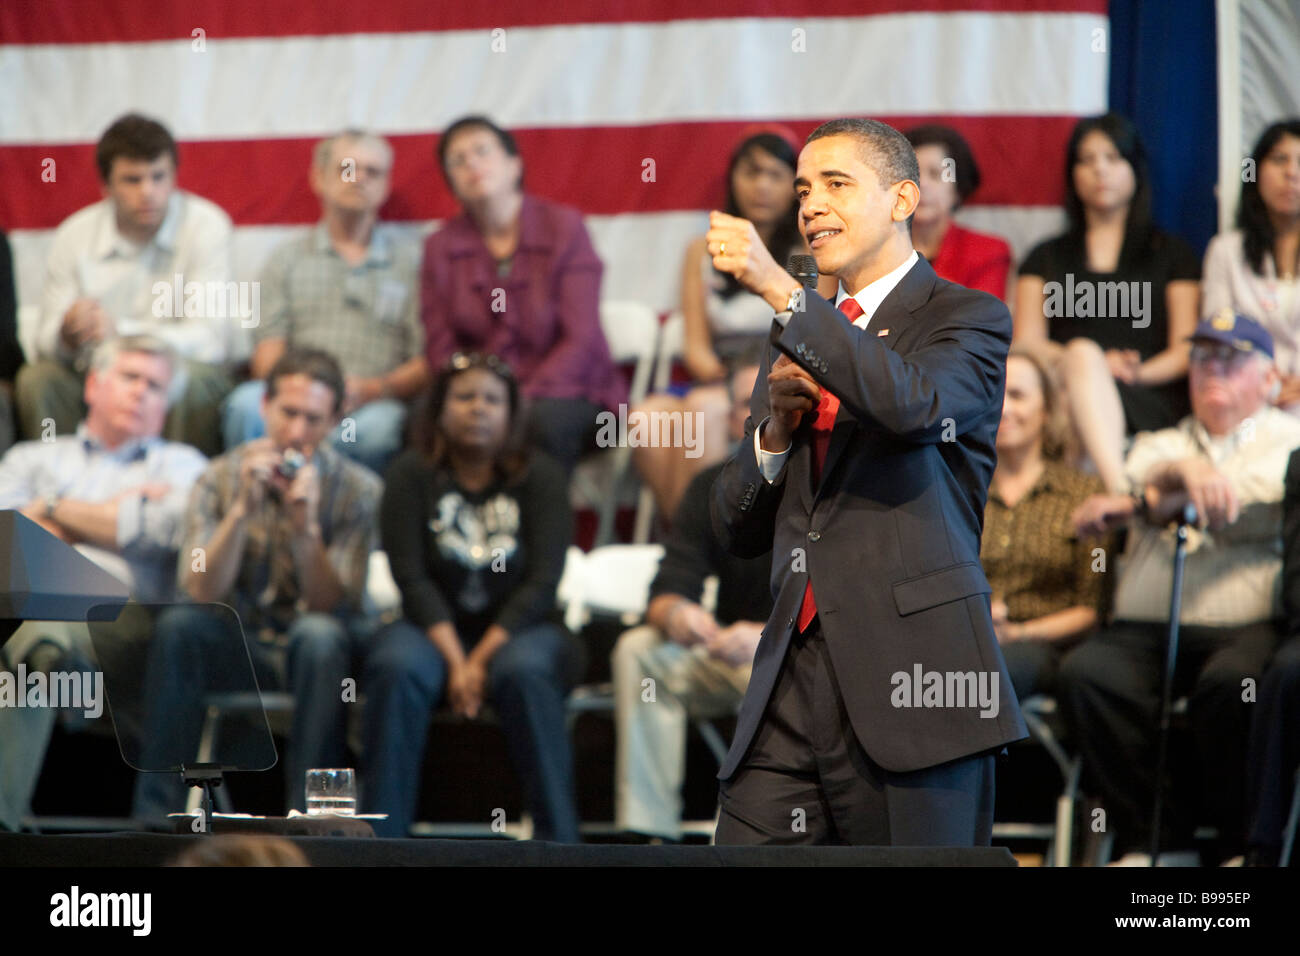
[877,328,890,337]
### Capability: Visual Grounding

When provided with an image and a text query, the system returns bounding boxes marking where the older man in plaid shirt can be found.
[222,130,427,475]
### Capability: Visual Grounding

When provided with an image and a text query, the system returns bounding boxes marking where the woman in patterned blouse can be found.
[983,346,1115,700]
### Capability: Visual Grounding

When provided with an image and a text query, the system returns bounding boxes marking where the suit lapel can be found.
[814,258,937,499]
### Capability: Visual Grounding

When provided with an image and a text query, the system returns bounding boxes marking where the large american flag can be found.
[1,0,1109,355]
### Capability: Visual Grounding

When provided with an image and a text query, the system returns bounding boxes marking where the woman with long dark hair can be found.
[634,128,821,518]
[1204,119,1300,409]
[1013,113,1201,494]
[362,352,584,840]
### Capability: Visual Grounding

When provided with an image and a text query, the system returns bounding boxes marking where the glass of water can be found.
[305,768,356,816]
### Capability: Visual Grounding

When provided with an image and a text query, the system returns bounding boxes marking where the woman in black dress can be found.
[1013,113,1200,494]
[362,352,584,840]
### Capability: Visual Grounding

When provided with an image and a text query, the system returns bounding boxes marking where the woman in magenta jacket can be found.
[421,115,626,474]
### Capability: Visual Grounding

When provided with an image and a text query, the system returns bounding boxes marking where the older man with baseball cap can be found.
[1060,310,1300,865]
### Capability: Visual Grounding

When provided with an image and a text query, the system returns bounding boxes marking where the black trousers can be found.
[525,397,603,475]
[1246,635,1300,861]
[715,620,995,846]
[1001,637,1069,701]
[1058,619,1279,860]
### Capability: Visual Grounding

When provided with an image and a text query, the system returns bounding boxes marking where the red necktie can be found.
[798,296,865,632]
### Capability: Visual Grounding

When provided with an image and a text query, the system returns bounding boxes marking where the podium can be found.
[0,510,277,826]
[0,510,131,650]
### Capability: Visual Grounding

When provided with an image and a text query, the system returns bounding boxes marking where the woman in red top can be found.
[905,125,1012,300]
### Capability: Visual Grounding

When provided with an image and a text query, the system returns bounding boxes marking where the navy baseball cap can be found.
[1188,309,1274,359]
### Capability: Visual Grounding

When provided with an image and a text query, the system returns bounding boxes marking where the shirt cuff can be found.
[773,310,793,328]
[753,416,790,483]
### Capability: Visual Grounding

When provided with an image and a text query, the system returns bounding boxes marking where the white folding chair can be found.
[562,543,665,719]
[363,550,402,620]
[629,312,687,544]
[564,543,666,632]
[570,301,661,546]
[601,301,659,407]
[651,311,685,393]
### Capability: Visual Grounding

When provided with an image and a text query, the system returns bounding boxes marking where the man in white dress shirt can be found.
[17,114,239,455]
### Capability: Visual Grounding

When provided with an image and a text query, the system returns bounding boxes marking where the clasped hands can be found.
[1070,458,1240,537]
[60,299,114,351]
[666,600,762,668]
[447,654,489,719]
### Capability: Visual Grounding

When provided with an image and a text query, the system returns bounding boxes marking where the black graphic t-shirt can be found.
[380,450,571,644]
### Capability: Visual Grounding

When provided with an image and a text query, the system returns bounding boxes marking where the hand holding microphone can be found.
[763,356,821,450]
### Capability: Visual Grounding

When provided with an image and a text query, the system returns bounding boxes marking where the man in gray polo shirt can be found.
[222,131,427,475]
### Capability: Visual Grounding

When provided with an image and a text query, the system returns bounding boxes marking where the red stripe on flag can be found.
[0,117,1072,230]
[2,1,1110,46]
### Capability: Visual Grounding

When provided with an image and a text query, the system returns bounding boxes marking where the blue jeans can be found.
[360,619,584,841]
[131,604,370,819]
[222,380,406,475]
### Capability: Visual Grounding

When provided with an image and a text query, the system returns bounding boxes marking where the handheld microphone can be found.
[771,255,820,350]
[788,254,818,293]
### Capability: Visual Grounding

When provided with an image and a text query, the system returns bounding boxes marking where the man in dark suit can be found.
[706,118,1027,845]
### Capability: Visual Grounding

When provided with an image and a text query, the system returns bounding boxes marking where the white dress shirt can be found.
[0,424,208,603]
[755,250,920,481]
[36,191,241,365]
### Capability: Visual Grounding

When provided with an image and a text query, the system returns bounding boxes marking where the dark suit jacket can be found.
[710,255,1028,780]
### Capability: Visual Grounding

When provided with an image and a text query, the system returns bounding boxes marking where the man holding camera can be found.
[132,348,381,820]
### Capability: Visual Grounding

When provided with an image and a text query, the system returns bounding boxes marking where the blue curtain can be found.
[1108,0,1219,257]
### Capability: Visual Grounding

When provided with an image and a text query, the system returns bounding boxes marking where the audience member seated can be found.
[612,358,771,841]
[222,130,427,475]
[363,353,584,839]
[421,115,625,474]
[18,114,239,456]
[1243,445,1300,866]
[905,124,1012,299]
[1203,119,1300,414]
[131,349,381,820]
[0,335,206,831]
[982,347,1113,701]
[1014,113,1201,494]
[1061,313,1300,865]
[633,130,812,518]
[0,230,22,453]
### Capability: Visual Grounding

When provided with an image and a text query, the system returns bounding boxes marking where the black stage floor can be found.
[0,833,1016,867]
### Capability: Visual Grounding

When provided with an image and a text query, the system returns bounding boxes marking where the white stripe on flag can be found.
[3,12,1107,145]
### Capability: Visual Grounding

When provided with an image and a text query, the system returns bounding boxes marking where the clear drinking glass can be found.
[305,768,356,816]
